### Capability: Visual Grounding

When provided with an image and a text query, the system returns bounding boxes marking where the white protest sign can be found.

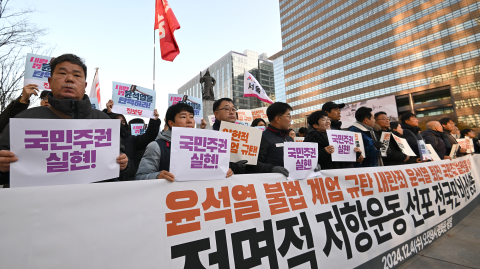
[380,132,391,157]
[111,81,156,118]
[220,121,262,165]
[283,142,321,180]
[10,119,120,188]
[237,109,253,124]
[418,140,432,161]
[450,144,460,159]
[354,132,365,158]
[425,144,441,161]
[457,138,468,153]
[294,137,304,142]
[168,94,203,124]
[467,137,475,154]
[90,98,100,110]
[251,107,269,122]
[131,123,145,136]
[24,53,53,91]
[327,130,356,162]
[208,115,216,126]
[170,127,231,181]
[392,134,416,156]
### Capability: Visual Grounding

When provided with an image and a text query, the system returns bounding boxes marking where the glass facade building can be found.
[279,0,480,129]
[177,50,275,111]
[270,51,287,103]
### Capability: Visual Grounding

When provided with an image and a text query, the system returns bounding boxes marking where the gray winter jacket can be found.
[135,130,171,180]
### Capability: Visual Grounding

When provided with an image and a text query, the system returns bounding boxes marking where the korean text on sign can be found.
[220,121,262,165]
[284,142,321,180]
[111,81,156,118]
[327,130,357,162]
[170,127,231,181]
[24,53,53,91]
[168,94,203,124]
[9,119,120,188]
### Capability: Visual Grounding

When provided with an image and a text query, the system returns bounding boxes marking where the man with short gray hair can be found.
[421,121,451,160]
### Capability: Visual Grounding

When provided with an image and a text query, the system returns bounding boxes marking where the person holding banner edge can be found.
[0,54,129,186]
[305,110,363,169]
[136,103,233,181]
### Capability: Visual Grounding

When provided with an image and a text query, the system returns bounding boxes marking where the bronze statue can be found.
[200,69,216,100]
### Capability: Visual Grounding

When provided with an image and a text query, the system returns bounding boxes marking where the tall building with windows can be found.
[279,0,480,129]
[177,50,275,111]
[269,51,287,103]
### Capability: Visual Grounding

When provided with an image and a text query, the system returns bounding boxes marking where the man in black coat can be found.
[246,102,295,177]
[374,112,409,166]
[0,54,129,186]
[440,117,467,157]
[322,101,345,130]
[400,112,422,163]
[421,121,451,160]
[305,110,362,169]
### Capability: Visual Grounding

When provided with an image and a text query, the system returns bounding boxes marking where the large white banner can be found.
[341,95,399,127]
[23,53,53,91]
[9,119,120,188]
[111,81,156,118]
[0,156,478,269]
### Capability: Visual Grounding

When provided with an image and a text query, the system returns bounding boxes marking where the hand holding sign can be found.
[0,150,18,172]
[20,84,40,103]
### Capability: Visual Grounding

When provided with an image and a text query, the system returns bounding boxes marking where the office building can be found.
[279,0,480,129]
[269,51,287,103]
[177,50,275,111]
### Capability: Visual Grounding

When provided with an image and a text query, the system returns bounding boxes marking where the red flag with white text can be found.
[154,0,180,61]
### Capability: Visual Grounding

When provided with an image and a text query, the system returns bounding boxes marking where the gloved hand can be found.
[272,166,289,178]
[314,164,321,172]
[374,141,385,149]
[230,160,248,174]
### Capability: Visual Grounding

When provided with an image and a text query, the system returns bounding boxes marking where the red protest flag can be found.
[154,0,180,62]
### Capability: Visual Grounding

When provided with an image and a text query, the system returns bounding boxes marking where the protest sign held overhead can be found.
[24,53,53,91]
[243,70,273,104]
[130,123,145,136]
[283,142,320,180]
[9,119,120,188]
[251,107,269,122]
[154,0,180,61]
[393,134,416,156]
[111,81,156,118]
[327,130,356,162]
[168,94,203,124]
[170,127,231,181]
[220,121,262,165]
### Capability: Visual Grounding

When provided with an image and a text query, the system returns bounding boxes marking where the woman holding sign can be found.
[304,111,362,170]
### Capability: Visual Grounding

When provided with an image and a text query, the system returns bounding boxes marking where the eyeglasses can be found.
[280,115,292,120]
[217,107,236,113]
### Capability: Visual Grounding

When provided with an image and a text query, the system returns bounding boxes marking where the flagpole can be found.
[153,28,156,91]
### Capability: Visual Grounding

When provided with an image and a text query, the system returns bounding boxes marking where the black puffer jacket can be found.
[0,93,129,186]
[330,120,342,130]
[400,123,422,163]
[110,113,160,181]
[421,129,447,159]
[304,129,354,170]
[247,124,293,173]
[375,129,408,166]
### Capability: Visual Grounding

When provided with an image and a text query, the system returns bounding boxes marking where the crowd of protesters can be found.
[0,53,477,187]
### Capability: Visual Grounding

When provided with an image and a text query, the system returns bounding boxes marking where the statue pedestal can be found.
[197,99,216,129]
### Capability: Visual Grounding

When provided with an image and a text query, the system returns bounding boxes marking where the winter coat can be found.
[0,92,128,186]
[400,123,422,163]
[330,120,342,130]
[421,129,447,159]
[136,130,171,180]
[246,124,294,173]
[0,97,29,134]
[304,129,354,169]
[348,123,381,167]
[375,129,407,166]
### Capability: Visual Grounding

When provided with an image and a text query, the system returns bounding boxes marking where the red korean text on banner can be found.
[154,0,180,61]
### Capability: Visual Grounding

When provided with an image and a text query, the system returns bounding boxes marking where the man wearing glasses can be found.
[246,102,295,177]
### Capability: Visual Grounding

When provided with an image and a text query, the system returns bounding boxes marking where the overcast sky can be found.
[9,0,283,121]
